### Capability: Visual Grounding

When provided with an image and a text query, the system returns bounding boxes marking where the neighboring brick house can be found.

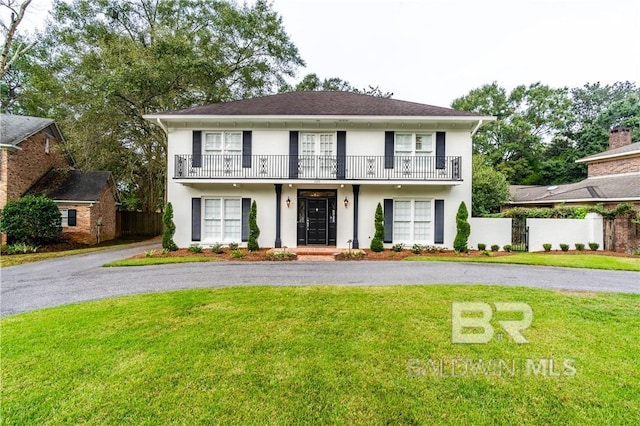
[25,170,119,244]
[0,114,118,244]
[509,127,640,252]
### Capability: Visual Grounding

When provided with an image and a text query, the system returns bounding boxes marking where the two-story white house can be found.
[145,91,492,249]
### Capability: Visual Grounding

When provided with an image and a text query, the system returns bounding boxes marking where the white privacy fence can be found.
[469,218,512,250]
[526,213,603,252]
[469,213,604,252]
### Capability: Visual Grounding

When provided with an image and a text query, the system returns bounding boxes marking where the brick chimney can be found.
[608,126,632,150]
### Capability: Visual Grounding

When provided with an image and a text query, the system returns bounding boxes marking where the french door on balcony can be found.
[297,190,337,246]
[299,133,336,179]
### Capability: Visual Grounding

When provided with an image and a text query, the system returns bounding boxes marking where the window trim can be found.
[392,198,433,244]
[201,197,242,243]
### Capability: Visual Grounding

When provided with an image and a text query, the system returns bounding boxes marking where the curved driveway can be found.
[1,242,638,316]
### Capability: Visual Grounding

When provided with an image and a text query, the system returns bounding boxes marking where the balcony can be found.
[174,154,462,182]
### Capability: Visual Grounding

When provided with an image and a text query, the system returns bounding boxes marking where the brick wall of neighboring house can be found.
[603,202,640,254]
[587,156,640,177]
[58,181,118,244]
[0,131,69,209]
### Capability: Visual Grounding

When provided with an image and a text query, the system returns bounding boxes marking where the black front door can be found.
[307,198,328,245]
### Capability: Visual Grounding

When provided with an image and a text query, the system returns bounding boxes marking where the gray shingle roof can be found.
[510,173,640,204]
[0,114,61,147]
[577,141,640,163]
[160,91,482,117]
[25,169,115,202]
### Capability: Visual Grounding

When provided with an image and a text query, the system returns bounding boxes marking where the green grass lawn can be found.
[407,252,640,271]
[2,285,639,425]
[104,256,221,267]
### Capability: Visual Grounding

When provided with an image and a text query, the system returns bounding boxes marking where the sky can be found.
[11,0,640,107]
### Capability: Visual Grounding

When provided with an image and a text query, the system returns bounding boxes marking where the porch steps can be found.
[294,247,340,261]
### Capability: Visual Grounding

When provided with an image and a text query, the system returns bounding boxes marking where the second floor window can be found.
[204,132,242,156]
[395,133,433,157]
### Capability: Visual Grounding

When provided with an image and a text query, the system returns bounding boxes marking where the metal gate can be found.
[511,218,529,252]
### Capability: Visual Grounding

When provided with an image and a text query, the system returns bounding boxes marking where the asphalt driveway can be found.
[1,243,638,316]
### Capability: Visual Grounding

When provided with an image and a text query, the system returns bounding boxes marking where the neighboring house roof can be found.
[576,141,640,163]
[509,173,640,204]
[0,114,64,147]
[154,91,484,117]
[24,169,117,202]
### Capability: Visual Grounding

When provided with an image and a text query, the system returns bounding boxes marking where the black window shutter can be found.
[383,199,393,243]
[434,199,444,244]
[336,131,346,179]
[289,131,299,179]
[192,131,202,168]
[192,198,201,242]
[242,131,252,168]
[241,198,251,242]
[68,209,77,227]
[436,131,445,170]
[384,131,394,169]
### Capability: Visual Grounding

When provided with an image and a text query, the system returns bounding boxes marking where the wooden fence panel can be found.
[117,211,163,236]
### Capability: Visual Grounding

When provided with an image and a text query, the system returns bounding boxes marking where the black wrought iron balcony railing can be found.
[174,154,462,181]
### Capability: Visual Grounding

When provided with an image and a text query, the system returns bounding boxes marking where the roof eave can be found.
[576,151,640,163]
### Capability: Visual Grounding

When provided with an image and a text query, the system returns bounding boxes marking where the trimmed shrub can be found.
[162,202,179,251]
[588,242,599,251]
[575,243,585,251]
[542,243,552,252]
[453,201,470,253]
[391,243,404,252]
[247,200,260,252]
[490,244,499,252]
[188,244,203,253]
[560,243,570,252]
[477,243,486,251]
[0,195,61,245]
[502,244,512,252]
[370,202,384,252]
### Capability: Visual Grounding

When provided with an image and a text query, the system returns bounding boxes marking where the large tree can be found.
[20,0,304,211]
[281,72,393,98]
[452,82,571,185]
[471,155,511,217]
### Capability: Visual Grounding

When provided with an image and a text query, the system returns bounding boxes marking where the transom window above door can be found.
[395,133,433,156]
[204,132,242,155]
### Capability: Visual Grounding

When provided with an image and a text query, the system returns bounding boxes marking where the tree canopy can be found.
[453,81,640,186]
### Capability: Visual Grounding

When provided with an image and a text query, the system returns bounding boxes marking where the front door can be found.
[307,198,328,245]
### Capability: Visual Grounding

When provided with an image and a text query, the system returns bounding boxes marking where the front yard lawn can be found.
[2,285,638,425]
[406,252,640,271]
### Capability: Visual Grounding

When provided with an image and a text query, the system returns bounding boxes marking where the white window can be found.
[203,198,241,242]
[299,133,335,176]
[60,209,69,227]
[204,132,242,156]
[395,133,433,156]
[393,199,432,243]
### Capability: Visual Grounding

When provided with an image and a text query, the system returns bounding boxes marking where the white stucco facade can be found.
[147,92,492,249]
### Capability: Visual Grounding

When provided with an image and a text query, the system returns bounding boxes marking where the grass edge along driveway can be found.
[103,251,640,271]
[2,285,638,425]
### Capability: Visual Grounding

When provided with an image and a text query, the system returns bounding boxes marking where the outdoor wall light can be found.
[344,197,349,208]
[286,197,291,208]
